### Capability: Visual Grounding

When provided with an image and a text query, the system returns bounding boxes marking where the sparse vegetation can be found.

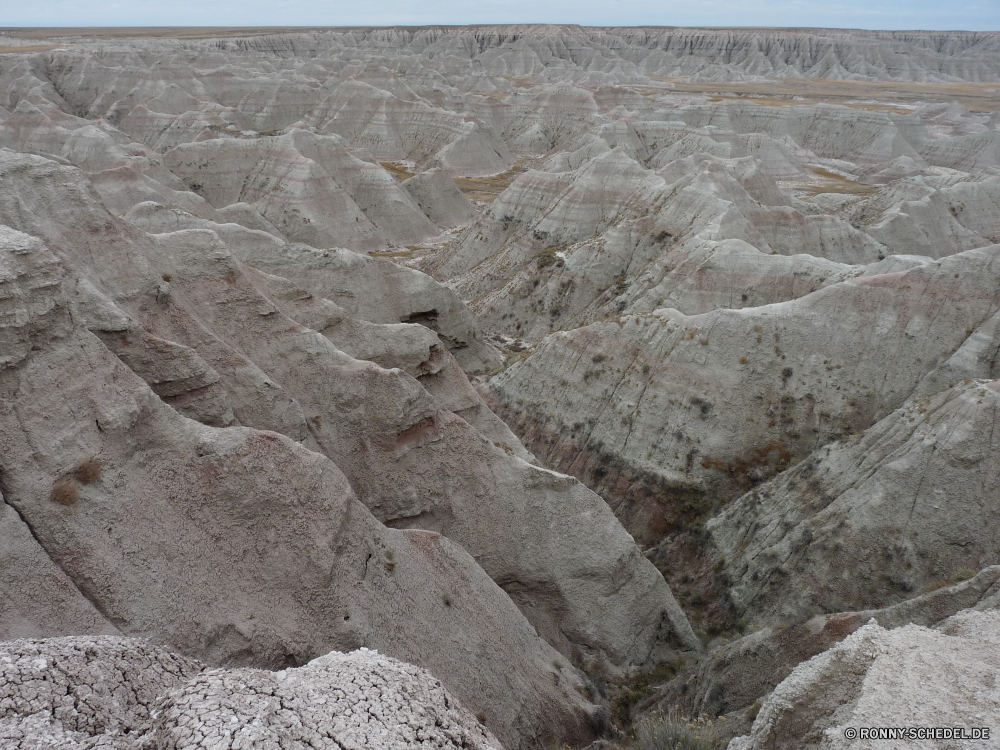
[635,711,728,750]
[379,162,416,181]
[536,246,566,269]
[71,457,102,484]
[453,164,524,204]
[51,478,80,506]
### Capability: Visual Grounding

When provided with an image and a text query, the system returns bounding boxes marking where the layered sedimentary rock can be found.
[0,143,702,747]
[1,24,1000,748]
[486,246,1000,538]
[655,567,1000,723]
[162,130,440,249]
[709,377,1000,627]
[0,216,597,749]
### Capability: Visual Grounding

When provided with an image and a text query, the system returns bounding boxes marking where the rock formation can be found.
[1,23,999,749]
[0,636,503,749]
[728,609,1000,750]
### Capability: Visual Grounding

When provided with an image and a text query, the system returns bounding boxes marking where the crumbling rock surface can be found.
[0,147,687,747]
[0,636,503,750]
[727,610,1000,750]
[655,567,1000,723]
[486,247,1000,541]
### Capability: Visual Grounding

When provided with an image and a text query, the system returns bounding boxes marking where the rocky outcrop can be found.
[654,567,1000,722]
[163,130,439,249]
[0,149,700,747]
[0,636,503,750]
[846,174,1000,258]
[0,223,596,748]
[728,610,1000,750]
[402,167,479,228]
[1,25,999,749]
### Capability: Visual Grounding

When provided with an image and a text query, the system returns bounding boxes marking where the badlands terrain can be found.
[0,23,998,750]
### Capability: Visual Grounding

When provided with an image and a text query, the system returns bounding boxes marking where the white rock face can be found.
[727,611,1000,750]
[0,637,503,750]
[147,649,504,750]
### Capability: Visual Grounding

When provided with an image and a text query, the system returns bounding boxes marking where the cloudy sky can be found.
[4,0,997,31]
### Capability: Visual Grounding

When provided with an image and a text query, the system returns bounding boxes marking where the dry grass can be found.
[380,162,415,181]
[664,76,1000,112]
[71,457,102,484]
[454,164,525,204]
[707,95,915,114]
[502,76,537,89]
[0,44,66,53]
[51,478,80,506]
[796,167,880,198]
[635,711,730,750]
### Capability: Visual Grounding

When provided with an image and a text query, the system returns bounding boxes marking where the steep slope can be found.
[163,129,439,249]
[0,216,596,749]
[709,377,1000,626]
[485,246,1000,541]
[1,26,999,747]
[729,611,1000,750]
[0,150,700,692]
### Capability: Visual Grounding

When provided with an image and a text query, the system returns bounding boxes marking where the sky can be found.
[2,0,997,31]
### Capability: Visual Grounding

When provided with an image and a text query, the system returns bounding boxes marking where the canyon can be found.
[0,24,998,750]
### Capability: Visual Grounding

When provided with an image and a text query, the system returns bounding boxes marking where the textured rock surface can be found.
[0,636,503,750]
[709,378,1000,626]
[654,567,1000,722]
[146,648,504,750]
[727,610,1000,750]
[0,177,606,748]
[1,24,999,748]
[486,248,1000,543]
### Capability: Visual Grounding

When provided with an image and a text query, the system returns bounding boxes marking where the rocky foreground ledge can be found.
[730,608,1000,750]
[0,636,503,750]
[4,611,1000,750]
